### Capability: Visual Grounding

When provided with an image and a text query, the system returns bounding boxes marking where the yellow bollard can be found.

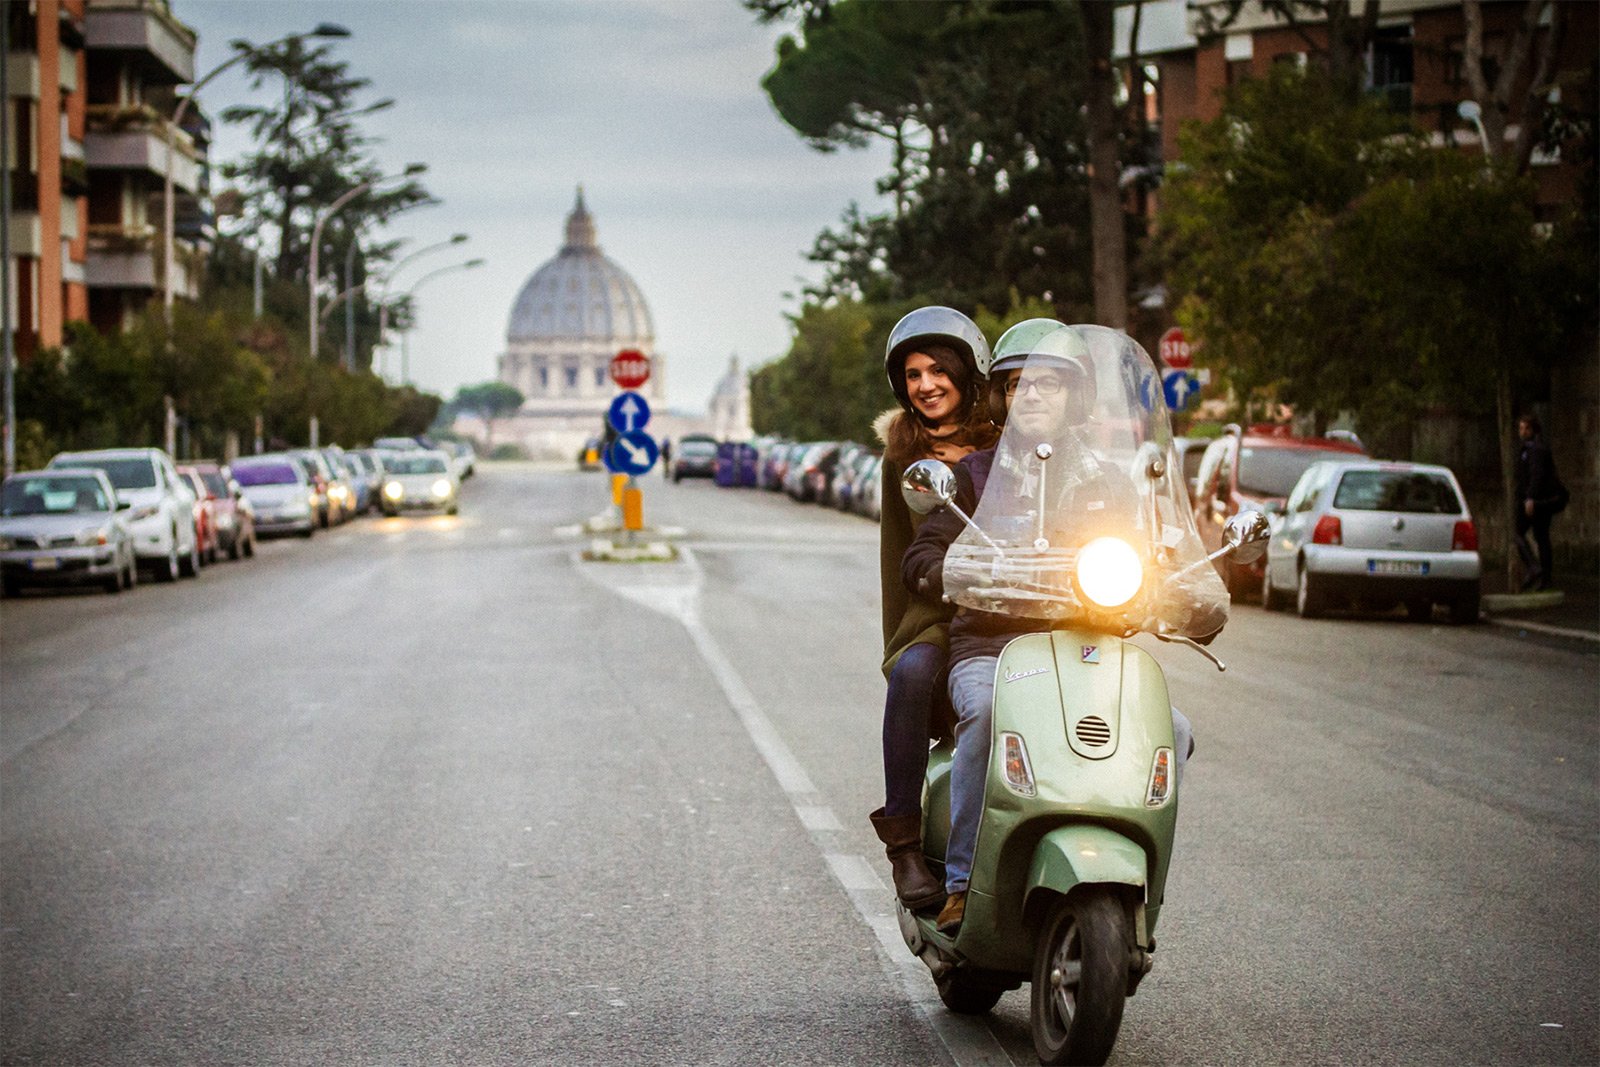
[623,487,643,531]
[585,447,598,466]
[611,473,626,507]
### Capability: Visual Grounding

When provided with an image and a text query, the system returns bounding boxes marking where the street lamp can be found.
[393,257,485,385]
[1457,99,1492,161]
[308,162,427,359]
[375,233,469,348]
[163,23,350,320]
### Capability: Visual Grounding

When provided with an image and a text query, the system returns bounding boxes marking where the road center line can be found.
[578,545,1016,1067]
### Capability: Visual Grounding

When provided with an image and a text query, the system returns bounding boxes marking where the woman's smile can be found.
[904,351,961,424]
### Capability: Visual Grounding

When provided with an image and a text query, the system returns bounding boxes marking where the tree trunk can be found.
[1496,364,1520,591]
[1081,0,1127,329]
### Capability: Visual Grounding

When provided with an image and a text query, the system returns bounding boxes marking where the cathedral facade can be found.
[495,190,666,459]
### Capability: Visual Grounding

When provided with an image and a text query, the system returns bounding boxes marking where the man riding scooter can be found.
[902,323,1205,935]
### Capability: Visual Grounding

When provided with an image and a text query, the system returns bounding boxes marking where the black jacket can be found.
[1515,435,1566,509]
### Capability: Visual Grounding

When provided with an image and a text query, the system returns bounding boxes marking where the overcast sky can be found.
[180,0,890,413]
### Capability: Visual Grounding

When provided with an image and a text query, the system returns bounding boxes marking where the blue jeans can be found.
[944,655,1194,894]
[882,642,945,818]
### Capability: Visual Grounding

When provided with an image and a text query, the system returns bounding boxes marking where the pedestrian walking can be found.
[1513,413,1568,591]
[660,437,672,480]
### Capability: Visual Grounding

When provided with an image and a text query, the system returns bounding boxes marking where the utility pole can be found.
[2,14,15,476]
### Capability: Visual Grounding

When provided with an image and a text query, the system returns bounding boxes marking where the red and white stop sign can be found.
[1159,328,1193,370]
[609,349,651,389]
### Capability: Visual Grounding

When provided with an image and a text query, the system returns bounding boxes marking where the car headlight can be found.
[75,527,111,547]
[330,485,349,502]
[1075,537,1143,609]
[128,504,160,522]
[432,479,452,498]
[384,481,404,501]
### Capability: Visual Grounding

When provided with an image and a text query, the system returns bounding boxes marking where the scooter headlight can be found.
[1000,732,1036,798]
[1145,747,1174,807]
[1075,537,1143,609]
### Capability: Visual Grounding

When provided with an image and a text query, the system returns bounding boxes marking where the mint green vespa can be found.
[896,325,1268,1066]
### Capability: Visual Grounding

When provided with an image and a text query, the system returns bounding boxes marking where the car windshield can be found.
[201,472,229,496]
[387,455,448,475]
[2,476,111,515]
[52,456,156,489]
[1334,470,1462,514]
[233,462,300,486]
[1237,447,1333,499]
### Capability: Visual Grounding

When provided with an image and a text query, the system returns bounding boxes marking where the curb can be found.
[1481,590,1565,611]
[1482,614,1599,643]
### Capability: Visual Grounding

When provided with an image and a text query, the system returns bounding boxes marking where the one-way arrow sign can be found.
[606,430,659,475]
[607,391,652,434]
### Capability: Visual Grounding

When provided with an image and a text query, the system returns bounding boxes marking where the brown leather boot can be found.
[869,807,944,910]
[936,890,966,935]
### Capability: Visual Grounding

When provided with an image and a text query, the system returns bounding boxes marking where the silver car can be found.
[1,469,138,596]
[232,455,317,538]
[48,447,201,581]
[377,450,459,515]
[1262,459,1481,624]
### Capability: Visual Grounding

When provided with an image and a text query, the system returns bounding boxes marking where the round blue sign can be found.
[607,391,652,434]
[606,430,659,475]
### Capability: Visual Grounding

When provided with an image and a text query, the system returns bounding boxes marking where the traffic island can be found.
[583,537,677,563]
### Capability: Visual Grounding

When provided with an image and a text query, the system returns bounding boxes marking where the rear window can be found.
[201,472,229,496]
[233,463,300,487]
[680,442,717,457]
[1333,470,1462,514]
[2,475,111,515]
[1237,447,1331,498]
[51,455,156,489]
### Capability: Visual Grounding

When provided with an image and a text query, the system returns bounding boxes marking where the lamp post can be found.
[163,23,350,321]
[308,163,426,359]
[375,233,468,365]
[394,258,485,385]
[1457,100,1493,167]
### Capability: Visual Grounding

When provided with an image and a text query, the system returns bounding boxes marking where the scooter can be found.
[893,325,1269,1065]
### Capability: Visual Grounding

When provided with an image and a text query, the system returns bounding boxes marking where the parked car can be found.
[0,468,137,596]
[1191,425,1367,597]
[441,440,476,479]
[754,438,790,490]
[373,435,427,452]
[671,436,719,482]
[1262,459,1481,624]
[47,447,201,581]
[854,454,884,521]
[832,445,877,511]
[1172,435,1211,499]
[378,450,460,515]
[793,442,842,503]
[231,455,317,538]
[289,449,341,527]
[176,468,221,565]
[183,461,256,560]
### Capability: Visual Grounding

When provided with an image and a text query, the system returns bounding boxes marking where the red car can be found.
[176,468,220,565]
[1190,424,1367,598]
[179,463,256,561]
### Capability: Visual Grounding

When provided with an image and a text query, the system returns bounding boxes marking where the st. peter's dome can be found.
[505,189,654,346]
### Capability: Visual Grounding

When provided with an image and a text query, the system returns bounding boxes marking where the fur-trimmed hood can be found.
[875,406,998,469]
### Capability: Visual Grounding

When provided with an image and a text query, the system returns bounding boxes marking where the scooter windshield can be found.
[943,325,1228,639]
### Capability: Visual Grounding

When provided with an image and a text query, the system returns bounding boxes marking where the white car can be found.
[377,450,459,515]
[47,448,200,581]
[0,468,138,596]
[231,454,318,538]
[1262,459,1481,624]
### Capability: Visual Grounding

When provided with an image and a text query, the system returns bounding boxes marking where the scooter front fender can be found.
[1023,825,1147,919]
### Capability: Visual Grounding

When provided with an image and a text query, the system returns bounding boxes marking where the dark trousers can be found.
[882,642,946,818]
[1515,506,1555,586]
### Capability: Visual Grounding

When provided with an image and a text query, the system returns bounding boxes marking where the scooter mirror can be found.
[901,459,956,515]
[1223,509,1270,563]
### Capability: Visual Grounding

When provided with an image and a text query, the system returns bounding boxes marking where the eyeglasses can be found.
[1002,375,1068,397]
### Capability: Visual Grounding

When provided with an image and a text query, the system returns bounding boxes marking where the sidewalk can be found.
[1481,568,1599,642]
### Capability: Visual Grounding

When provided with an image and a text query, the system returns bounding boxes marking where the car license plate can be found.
[1368,559,1427,576]
[30,557,59,571]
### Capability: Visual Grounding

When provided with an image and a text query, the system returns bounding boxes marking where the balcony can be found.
[84,106,199,192]
[85,222,198,298]
[83,0,195,85]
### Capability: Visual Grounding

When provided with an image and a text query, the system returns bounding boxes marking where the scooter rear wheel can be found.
[936,970,1005,1015]
[1030,889,1130,1066]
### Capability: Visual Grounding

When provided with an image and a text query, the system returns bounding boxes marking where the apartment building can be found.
[4,0,206,361]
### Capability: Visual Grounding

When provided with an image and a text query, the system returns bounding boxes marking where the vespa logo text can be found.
[1003,667,1050,684]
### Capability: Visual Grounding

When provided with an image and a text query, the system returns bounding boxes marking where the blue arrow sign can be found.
[607,391,652,434]
[1162,369,1201,412]
[606,430,660,476]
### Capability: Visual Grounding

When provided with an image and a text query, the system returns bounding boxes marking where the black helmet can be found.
[884,306,992,413]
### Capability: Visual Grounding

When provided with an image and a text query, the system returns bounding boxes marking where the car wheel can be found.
[1295,563,1325,619]
[158,537,181,582]
[447,504,459,516]
[124,555,137,590]
[1261,564,1288,611]
[243,530,255,558]
[1404,599,1434,623]
[227,532,241,561]
[1,576,19,598]
[1449,587,1481,626]
[300,523,315,539]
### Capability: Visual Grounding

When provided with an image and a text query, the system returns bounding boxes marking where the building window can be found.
[539,367,549,390]
[1368,24,1413,113]
[594,367,606,388]
[564,367,578,390]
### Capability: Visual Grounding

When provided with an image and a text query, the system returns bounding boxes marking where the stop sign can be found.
[609,348,651,389]
[1159,327,1193,370]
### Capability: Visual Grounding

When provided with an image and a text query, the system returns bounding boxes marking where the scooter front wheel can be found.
[1030,889,1130,1066]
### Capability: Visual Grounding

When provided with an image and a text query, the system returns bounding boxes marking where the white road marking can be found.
[579,545,1017,1067]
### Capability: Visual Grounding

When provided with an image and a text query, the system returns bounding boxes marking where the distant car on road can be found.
[47,447,201,581]
[0,468,137,596]
[1262,459,1481,624]
[231,455,317,538]
[671,436,718,482]
[378,450,459,515]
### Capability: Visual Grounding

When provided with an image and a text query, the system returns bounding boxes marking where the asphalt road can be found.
[3,463,1595,1066]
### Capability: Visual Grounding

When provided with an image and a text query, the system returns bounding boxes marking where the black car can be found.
[671,436,719,482]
